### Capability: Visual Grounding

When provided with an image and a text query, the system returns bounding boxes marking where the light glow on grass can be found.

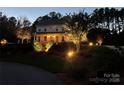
[89,42,93,46]
[96,43,98,46]
[0,39,8,45]
[67,51,74,58]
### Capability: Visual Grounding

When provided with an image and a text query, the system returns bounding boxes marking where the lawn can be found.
[0,44,124,84]
[57,45,124,84]
[0,44,69,73]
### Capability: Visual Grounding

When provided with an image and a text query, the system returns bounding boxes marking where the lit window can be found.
[37,36,40,41]
[50,36,52,41]
[56,36,59,42]
[34,36,37,41]
[62,36,65,42]
[50,36,55,42]
[44,36,47,41]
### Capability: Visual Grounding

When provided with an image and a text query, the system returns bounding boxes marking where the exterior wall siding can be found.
[34,33,69,44]
[34,24,69,44]
[36,24,65,33]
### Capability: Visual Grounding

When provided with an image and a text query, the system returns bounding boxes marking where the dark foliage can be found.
[48,42,76,56]
[0,44,33,56]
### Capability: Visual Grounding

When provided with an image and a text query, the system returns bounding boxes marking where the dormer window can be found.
[44,28,47,32]
[38,29,41,32]
[62,27,64,32]
[56,28,58,32]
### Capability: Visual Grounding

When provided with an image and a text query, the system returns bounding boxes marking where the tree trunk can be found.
[76,43,80,53]
[17,39,20,44]
[21,39,23,44]
[27,39,29,44]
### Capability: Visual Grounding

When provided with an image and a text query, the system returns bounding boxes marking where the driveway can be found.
[0,62,63,85]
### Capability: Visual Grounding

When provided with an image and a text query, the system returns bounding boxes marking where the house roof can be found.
[36,19,65,26]
[33,31,65,34]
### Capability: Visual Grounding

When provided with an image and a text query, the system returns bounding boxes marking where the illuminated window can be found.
[37,36,40,42]
[34,36,37,41]
[62,36,65,42]
[44,36,47,41]
[50,36,54,42]
[56,36,59,42]
[50,36,53,41]
[62,27,64,32]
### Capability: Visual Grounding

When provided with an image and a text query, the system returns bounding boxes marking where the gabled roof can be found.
[36,19,65,26]
[33,31,65,34]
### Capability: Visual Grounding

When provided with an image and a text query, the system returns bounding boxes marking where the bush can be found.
[0,44,33,56]
[48,42,76,56]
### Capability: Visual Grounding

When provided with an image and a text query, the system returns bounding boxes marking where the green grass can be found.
[65,45,124,84]
[0,53,69,73]
[85,46,121,69]
[86,46,121,71]
[0,44,123,80]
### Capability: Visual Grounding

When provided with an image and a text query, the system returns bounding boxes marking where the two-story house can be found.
[33,20,69,44]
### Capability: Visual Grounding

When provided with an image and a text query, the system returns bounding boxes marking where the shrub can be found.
[0,44,33,56]
[48,42,76,56]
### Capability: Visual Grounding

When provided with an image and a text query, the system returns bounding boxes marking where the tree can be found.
[104,7,110,29]
[17,16,31,28]
[120,8,124,31]
[16,17,32,44]
[16,27,32,44]
[65,11,89,52]
[7,17,17,42]
[49,12,62,20]
[0,12,17,42]
[87,28,104,45]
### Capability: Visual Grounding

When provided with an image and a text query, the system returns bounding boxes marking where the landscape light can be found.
[67,51,74,58]
[98,39,103,46]
[96,43,98,46]
[89,42,93,46]
[0,39,8,45]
